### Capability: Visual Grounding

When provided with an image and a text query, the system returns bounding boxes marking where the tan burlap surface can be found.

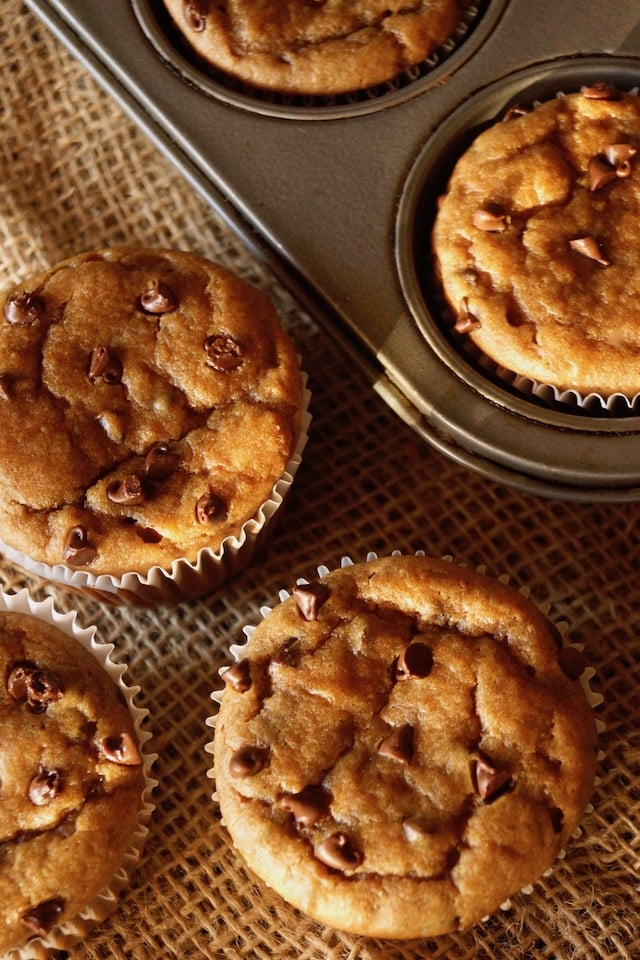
[1,3,639,957]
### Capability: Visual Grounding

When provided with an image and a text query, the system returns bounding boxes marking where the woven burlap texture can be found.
[1,3,638,958]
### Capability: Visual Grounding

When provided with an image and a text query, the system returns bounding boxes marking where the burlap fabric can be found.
[1,3,638,958]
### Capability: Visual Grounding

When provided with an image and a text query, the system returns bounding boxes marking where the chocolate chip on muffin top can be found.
[432,85,640,396]
[0,611,145,953]
[214,555,598,938]
[0,247,303,577]
[161,0,467,96]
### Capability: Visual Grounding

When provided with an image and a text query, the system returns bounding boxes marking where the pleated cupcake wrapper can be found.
[205,550,604,919]
[474,345,640,417]
[2,586,157,960]
[0,378,311,607]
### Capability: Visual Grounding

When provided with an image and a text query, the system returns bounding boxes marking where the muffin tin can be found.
[25,0,640,500]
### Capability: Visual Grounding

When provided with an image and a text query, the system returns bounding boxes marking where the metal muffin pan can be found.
[24,0,640,500]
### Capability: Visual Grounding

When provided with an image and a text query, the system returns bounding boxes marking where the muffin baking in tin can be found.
[395,57,640,496]
[135,0,499,116]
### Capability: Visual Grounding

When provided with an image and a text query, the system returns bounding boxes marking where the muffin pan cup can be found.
[23,0,640,499]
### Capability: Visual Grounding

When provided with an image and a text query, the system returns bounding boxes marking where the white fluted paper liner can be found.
[205,550,603,920]
[459,336,640,417]
[0,379,311,607]
[493,359,640,417]
[2,586,157,960]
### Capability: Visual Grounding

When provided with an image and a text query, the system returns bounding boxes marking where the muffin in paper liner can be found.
[430,83,640,416]
[0,247,309,607]
[0,380,310,607]
[159,0,479,100]
[0,585,156,959]
[206,551,603,938]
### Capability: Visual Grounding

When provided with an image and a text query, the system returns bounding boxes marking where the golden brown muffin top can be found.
[0,612,145,953]
[0,248,302,576]
[214,555,598,938]
[432,85,640,396]
[162,0,465,95]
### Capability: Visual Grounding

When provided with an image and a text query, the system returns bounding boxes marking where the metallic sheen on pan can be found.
[21,0,640,499]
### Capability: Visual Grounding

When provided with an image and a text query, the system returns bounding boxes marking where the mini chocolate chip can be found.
[590,144,637,190]
[183,0,208,30]
[472,202,509,232]
[588,154,618,191]
[220,660,252,693]
[7,661,64,714]
[144,442,179,480]
[203,334,244,372]
[4,291,44,325]
[100,732,142,766]
[605,142,637,174]
[107,473,146,505]
[278,784,332,827]
[454,297,481,334]
[88,345,122,384]
[29,765,63,805]
[549,806,564,833]
[195,488,227,525]
[473,756,512,802]
[581,82,620,101]
[569,236,610,266]
[135,525,163,543]
[315,832,363,871]
[21,897,65,936]
[97,409,124,443]
[63,526,97,567]
[292,581,329,621]
[139,279,177,314]
[557,646,587,680]
[402,817,433,841]
[273,636,302,667]
[229,745,269,777]
[395,641,433,680]
[378,723,414,763]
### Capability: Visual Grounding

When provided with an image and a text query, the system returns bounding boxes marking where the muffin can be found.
[431,84,640,398]
[0,247,307,604]
[212,554,599,938]
[161,0,467,96]
[0,593,150,956]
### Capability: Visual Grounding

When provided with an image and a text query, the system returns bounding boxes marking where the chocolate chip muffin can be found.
[213,554,598,938]
[431,84,640,397]
[162,0,466,96]
[0,608,146,954]
[0,247,305,602]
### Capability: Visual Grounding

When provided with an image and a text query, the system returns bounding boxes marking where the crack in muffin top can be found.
[431,85,640,396]
[0,247,303,576]
[162,0,467,95]
[0,611,145,953]
[214,554,598,938]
